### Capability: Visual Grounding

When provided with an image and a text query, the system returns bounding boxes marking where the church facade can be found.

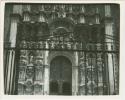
[4,3,119,95]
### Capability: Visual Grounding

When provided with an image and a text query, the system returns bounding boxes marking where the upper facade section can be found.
[9,4,116,24]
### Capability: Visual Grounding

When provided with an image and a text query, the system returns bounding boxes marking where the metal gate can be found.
[4,29,119,95]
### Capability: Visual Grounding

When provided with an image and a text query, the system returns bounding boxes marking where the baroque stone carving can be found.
[26,64,34,79]
[25,80,33,95]
[18,83,25,95]
[34,83,43,95]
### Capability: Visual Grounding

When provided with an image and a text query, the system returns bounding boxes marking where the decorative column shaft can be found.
[72,44,79,95]
[5,13,20,94]
[44,42,49,95]
[5,50,15,94]
[105,5,115,94]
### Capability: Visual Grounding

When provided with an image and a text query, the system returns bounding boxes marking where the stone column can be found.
[5,13,20,94]
[72,45,79,95]
[72,66,78,95]
[104,5,115,94]
[44,41,49,95]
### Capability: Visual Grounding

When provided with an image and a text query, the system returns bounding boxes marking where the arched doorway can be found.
[49,56,72,95]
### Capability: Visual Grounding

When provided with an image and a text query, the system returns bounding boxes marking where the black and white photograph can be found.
[2,2,120,96]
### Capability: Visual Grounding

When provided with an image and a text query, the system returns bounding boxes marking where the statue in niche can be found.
[79,69,85,86]
[39,41,43,48]
[26,65,34,79]
[19,67,25,80]
[35,51,43,81]
[35,58,43,66]
[20,40,27,48]
[19,50,27,72]
[35,51,43,66]
[28,52,34,64]
[79,55,86,85]
[26,52,34,79]
[35,67,43,81]
[25,81,33,95]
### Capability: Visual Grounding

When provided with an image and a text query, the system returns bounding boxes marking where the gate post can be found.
[72,50,79,95]
[4,13,20,94]
[43,42,50,95]
[104,5,115,94]
[72,66,78,95]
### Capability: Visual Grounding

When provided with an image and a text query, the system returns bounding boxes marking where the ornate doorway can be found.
[49,56,72,95]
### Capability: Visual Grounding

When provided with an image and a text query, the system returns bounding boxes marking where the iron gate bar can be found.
[112,53,116,93]
[91,54,93,95]
[106,53,110,94]
[102,53,104,95]
[84,52,87,95]
[103,53,107,95]
[95,53,99,95]
[8,50,13,93]
[15,49,21,95]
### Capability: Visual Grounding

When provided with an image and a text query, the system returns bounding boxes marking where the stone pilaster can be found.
[72,66,78,95]
[72,48,79,95]
[5,13,20,94]
[104,5,116,94]
[43,42,50,95]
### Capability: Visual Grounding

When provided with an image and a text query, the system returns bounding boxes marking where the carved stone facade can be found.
[4,4,119,95]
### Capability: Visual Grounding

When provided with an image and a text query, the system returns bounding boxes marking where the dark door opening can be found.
[62,82,72,95]
[49,56,72,95]
[50,81,59,95]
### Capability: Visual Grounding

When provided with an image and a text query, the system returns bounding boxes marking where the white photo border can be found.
[0,0,125,100]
